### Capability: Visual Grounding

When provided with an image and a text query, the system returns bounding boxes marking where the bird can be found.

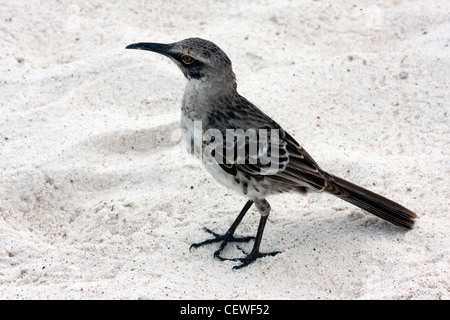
[126,38,417,269]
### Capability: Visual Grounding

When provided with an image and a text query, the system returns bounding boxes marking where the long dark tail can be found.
[325,174,417,229]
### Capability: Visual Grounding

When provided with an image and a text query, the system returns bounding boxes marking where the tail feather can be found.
[326,174,417,229]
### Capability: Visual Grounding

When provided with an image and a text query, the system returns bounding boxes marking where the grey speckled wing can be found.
[204,93,328,191]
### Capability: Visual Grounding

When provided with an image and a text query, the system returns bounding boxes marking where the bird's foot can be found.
[217,247,281,269]
[190,227,255,258]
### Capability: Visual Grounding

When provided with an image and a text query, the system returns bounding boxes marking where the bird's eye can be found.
[182,55,194,64]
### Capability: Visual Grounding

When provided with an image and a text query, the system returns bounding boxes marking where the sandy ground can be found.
[0,0,449,299]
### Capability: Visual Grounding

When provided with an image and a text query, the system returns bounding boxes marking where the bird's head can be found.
[126,38,235,82]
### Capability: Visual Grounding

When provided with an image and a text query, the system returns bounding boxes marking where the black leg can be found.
[229,213,281,269]
[190,200,255,257]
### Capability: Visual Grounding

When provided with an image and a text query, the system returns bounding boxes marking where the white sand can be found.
[1,0,449,299]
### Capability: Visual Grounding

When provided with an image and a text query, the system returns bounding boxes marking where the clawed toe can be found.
[189,227,255,252]
[216,250,281,269]
[189,201,280,269]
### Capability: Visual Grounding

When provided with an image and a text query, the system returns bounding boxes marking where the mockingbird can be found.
[126,38,417,269]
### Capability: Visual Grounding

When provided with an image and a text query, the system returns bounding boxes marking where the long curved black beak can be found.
[125,42,171,57]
